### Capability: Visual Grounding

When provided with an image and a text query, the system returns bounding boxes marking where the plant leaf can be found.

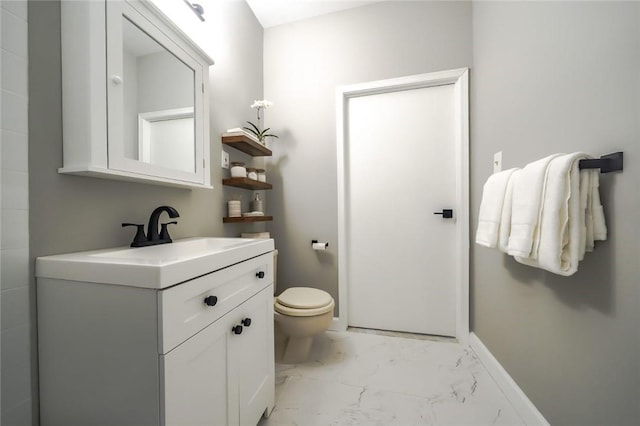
[242,126,259,137]
[245,121,260,133]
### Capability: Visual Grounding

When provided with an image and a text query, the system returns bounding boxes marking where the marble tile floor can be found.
[259,330,525,426]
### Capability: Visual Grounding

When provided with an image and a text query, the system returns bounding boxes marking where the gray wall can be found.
[28,0,263,422]
[263,1,473,307]
[1,1,32,423]
[471,2,640,425]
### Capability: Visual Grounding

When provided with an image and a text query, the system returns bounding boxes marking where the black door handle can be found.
[434,209,453,219]
[232,325,243,335]
[256,271,265,279]
[241,318,252,327]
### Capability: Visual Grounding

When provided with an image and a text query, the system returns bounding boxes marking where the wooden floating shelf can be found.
[223,216,273,223]
[222,178,272,190]
[222,134,272,157]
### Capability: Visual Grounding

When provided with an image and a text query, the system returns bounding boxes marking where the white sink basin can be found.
[36,237,275,289]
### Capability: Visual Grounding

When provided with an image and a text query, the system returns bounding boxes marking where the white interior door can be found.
[346,84,458,337]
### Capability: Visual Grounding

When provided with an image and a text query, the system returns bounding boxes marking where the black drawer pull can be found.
[204,295,218,307]
[241,318,252,327]
[256,271,265,279]
[232,325,243,335]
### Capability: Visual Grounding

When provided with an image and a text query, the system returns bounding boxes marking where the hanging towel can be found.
[584,169,607,253]
[507,154,563,258]
[498,170,518,253]
[578,169,590,260]
[591,171,607,242]
[475,168,519,248]
[515,153,588,275]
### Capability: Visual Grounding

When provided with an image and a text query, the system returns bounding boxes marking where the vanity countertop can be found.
[36,237,274,289]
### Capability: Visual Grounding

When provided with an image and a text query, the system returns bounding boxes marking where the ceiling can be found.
[245,0,380,28]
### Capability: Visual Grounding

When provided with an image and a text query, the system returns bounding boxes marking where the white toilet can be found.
[273,250,335,363]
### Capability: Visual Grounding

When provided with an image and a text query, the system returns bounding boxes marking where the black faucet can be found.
[147,206,180,242]
[122,206,180,247]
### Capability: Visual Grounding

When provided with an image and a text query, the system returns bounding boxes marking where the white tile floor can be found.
[260,330,525,425]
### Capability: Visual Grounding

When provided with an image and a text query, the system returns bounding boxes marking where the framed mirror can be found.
[105,0,206,185]
[59,0,213,189]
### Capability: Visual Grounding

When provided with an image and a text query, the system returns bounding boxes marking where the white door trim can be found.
[335,68,470,345]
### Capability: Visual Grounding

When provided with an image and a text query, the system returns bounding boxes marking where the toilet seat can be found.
[274,287,335,317]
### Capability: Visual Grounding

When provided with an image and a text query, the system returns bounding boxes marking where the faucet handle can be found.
[159,221,178,242]
[122,223,147,247]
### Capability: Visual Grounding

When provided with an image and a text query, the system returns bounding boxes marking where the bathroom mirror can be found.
[122,17,196,174]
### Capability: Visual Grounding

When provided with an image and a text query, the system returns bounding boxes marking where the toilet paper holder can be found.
[311,240,329,250]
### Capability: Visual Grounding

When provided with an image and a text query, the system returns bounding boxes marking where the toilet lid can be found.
[274,299,334,317]
[276,287,333,309]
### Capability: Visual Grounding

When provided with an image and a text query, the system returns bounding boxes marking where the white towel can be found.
[578,169,590,260]
[475,168,518,248]
[507,154,563,258]
[591,172,607,241]
[584,169,607,252]
[515,153,587,275]
[498,170,517,253]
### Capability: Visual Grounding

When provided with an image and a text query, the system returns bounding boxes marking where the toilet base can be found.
[282,335,314,364]
[274,309,334,364]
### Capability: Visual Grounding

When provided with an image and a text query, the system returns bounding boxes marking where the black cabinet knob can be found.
[241,318,252,327]
[232,325,243,335]
[204,295,218,306]
[256,271,265,279]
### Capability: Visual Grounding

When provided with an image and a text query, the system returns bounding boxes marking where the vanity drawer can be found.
[158,252,273,354]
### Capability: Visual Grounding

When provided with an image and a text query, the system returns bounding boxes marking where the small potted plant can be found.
[243,100,279,145]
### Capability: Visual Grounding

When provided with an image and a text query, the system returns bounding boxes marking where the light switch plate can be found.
[493,151,502,173]
[221,150,230,169]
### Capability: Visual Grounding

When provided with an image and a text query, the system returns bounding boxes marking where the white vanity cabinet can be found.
[59,0,214,189]
[162,286,274,425]
[37,243,275,426]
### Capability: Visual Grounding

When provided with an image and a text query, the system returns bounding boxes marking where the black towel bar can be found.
[579,152,623,173]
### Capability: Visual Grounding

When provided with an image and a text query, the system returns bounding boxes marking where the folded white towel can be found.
[578,168,590,260]
[591,172,607,241]
[515,153,587,275]
[477,152,608,276]
[475,168,518,248]
[498,170,517,253]
[584,169,607,252]
[507,154,563,258]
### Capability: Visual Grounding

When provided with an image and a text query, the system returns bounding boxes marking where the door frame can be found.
[335,68,470,345]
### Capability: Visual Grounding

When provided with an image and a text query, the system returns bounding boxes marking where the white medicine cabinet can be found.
[60,0,214,189]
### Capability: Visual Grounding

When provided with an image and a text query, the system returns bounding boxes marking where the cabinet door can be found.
[232,285,275,426]
[161,313,235,426]
[105,0,206,185]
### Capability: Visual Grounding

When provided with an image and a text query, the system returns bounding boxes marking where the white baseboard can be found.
[329,316,346,332]
[469,332,549,426]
